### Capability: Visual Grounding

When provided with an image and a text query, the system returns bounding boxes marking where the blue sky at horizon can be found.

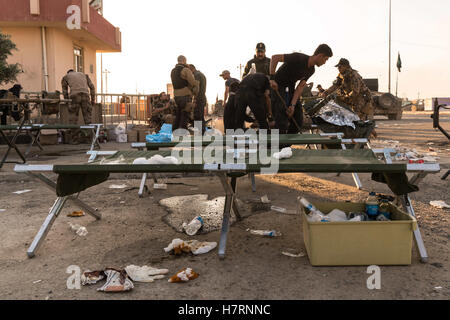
[97,0,450,102]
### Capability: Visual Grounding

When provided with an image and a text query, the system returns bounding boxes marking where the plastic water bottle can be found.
[299,198,327,222]
[184,216,204,236]
[250,230,281,237]
[365,192,379,217]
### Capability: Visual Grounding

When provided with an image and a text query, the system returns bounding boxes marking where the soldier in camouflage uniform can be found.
[242,43,271,78]
[321,58,374,121]
[150,92,176,130]
[61,69,96,144]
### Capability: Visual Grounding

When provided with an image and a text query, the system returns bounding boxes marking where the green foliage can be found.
[0,29,22,85]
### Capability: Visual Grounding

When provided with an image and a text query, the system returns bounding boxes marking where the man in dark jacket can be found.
[242,43,271,78]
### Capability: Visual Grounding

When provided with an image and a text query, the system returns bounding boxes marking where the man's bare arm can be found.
[291,80,307,106]
[224,86,230,105]
[269,54,284,75]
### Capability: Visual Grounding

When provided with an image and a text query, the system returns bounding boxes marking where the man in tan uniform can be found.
[321,58,374,121]
[61,69,96,143]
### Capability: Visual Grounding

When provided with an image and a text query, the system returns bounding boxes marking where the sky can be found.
[97,0,450,103]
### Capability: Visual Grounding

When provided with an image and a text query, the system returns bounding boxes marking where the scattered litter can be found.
[67,211,85,218]
[33,280,42,284]
[109,184,128,189]
[273,147,293,160]
[0,209,5,213]
[124,265,169,283]
[164,239,217,255]
[100,154,126,165]
[249,230,281,237]
[271,206,287,214]
[168,268,199,283]
[69,223,88,237]
[97,268,134,292]
[327,209,348,222]
[261,195,271,204]
[434,286,443,290]
[430,201,450,209]
[153,183,168,190]
[120,201,126,204]
[281,250,306,258]
[183,216,204,236]
[81,270,106,285]
[13,190,32,195]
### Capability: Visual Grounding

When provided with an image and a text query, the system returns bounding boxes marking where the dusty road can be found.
[0,112,448,300]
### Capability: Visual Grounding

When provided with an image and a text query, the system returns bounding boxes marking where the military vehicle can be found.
[363,79,411,120]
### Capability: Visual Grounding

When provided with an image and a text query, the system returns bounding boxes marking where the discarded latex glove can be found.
[168,268,199,283]
[273,147,293,160]
[164,239,217,255]
[124,265,169,283]
[430,201,450,209]
[97,268,134,292]
[81,270,105,285]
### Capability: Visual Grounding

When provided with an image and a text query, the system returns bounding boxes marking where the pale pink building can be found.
[0,0,121,93]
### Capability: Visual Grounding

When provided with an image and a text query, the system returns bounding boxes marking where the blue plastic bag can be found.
[146,123,173,143]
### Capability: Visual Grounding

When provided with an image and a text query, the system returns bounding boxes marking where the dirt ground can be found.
[0,112,448,300]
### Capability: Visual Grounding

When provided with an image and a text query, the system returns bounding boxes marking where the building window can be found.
[74,47,84,72]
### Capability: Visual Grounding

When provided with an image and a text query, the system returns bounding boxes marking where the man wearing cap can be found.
[269,44,333,133]
[316,84,325,95]
[320,58,374,121]
[220,70,240,130]
[170,55,199,131]
[242,43,271,78]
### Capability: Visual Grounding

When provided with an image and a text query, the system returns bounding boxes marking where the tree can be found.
[0,29,22,86]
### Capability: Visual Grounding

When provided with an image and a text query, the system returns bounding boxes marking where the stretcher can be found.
[0,123,102,168]
[15,148,440,261]
[126,133,371,194]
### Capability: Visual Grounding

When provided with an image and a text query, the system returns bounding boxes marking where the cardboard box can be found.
[299,200,416,266]
[138,129,151,142]
[39,129,58,145]
[127,129,138,142]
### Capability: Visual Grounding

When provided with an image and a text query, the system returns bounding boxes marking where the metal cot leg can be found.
[27,197,68,258]
[250,173,256,192]
[138,173,149,198]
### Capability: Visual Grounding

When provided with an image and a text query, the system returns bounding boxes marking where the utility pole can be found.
[388,0,392,93]
[237,64,244,79]
[103,69,110,94]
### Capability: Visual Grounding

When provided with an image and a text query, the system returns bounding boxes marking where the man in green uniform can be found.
[242,43,271,78]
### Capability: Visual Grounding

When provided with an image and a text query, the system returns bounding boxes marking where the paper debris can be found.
[164,239,217,255]
[281,251,306,258]
[0,209,5,213]
[153,183,168,190]
[430,201,450,209]
[261,195,271,204]
[81,270,105,285]
[109,184,128,189]
[33,280,42,284]
[69,223,88,236]
[169,268,199,283]
[67,211,85,218]
[13,190,32,195]
[273,147,293,160]
[97,268,134,292]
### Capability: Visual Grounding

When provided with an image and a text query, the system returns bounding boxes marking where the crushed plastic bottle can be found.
[250,230,282,237]
[327,209,348,222]
[365,192,379,217]
[299,197,327,222]
[69,223,88,237]
[183,216,204,236]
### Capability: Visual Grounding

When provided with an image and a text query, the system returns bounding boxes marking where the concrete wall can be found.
[1,27,97,93]
[0,27,43,91]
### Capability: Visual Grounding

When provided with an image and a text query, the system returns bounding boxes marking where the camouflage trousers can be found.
[352,98,374,121]
[67,93,92,143]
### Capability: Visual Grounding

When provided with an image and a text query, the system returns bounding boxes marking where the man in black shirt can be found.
[234,73,273,130]
[242,43,271,78]
[269,44,333,133]
[220,70,240,130]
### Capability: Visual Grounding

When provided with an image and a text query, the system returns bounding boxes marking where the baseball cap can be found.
[219,70,230,77]
[335,58,350,68]
[256,43,266,52]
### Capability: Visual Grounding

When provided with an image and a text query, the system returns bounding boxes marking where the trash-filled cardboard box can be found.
[299,200,416,266]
